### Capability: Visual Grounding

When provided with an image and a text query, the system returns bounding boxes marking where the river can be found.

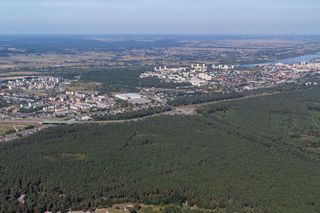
[235,52,320,68]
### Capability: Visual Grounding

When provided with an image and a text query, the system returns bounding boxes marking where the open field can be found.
[79,204,218,213]
[63,81,104,92]
[0,123,16,135]
[0,76,38,81]
[0,71,40,77]
[1,36,320,72]
[0,122,39,135]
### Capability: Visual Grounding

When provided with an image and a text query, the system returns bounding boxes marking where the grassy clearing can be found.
[92,204,218,213]
[63,80,103,92]
[0,123,37,135]
[44,153,89,161]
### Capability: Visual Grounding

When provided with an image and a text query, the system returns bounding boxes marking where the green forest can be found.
[49,66,191,93]
[1,87,320,212]
[0,97,8,108]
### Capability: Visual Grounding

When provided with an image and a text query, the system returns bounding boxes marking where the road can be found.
[0,91,282,143]
[84,91,281,124]
[0,91,281,125]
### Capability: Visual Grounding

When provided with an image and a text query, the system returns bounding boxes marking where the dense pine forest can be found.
[1,87,320,212]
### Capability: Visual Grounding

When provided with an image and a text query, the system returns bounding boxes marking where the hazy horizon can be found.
[1,0,320,35]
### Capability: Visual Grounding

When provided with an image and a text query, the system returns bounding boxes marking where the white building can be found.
[199,73,212,81]
[115,93,150,104]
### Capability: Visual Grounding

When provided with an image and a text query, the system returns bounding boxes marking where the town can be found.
[1,59,320,143]
[0,76,168,142]
[141,62,320,90]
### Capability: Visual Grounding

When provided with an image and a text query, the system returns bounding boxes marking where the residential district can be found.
[141,62,320,89]
[0,60,320,142]
[0,76,165,119]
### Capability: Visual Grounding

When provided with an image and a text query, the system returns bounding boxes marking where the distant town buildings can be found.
[6,76,63,91]
[141,64,213,86]
[43,91,115,114]
[0,76,168,125]
[140,62,320,90]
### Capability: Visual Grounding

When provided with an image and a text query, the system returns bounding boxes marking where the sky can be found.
[1,0,320,35]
